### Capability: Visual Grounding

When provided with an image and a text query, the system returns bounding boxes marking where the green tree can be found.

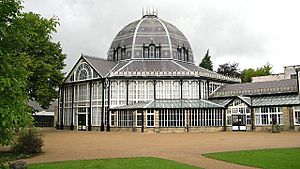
[217,62,240,78]
[199,49,213,71]
[0,0,66,145]
[241,63,272,83]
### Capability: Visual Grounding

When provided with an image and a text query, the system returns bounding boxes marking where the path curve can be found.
[24,130,300,169]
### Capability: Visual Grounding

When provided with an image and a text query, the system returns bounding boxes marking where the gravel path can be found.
[24,130,300,169]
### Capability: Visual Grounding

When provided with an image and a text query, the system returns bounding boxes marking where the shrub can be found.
[13,128,44,155]
[272,124,281,133]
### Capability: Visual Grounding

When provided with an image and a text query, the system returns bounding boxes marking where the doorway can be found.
[232,114,246,131]
[78,114,86,131]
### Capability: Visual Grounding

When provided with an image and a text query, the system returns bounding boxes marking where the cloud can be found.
[23,0,300,73]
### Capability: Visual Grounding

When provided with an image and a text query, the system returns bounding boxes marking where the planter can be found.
[272,124,281,133]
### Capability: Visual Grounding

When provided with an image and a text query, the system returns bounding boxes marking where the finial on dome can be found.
[142,1,158,17]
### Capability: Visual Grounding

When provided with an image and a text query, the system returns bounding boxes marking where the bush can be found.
[13,128,44,155]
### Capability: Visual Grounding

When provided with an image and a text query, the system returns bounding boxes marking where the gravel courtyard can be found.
[24,130,300,169]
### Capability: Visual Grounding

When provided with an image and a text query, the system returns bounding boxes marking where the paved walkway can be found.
[24,130,300,169]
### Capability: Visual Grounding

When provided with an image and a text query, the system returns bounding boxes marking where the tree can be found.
[199,49,213,71]
[0,0,66,145]
[241,63,272,83]
[217,62,240,78]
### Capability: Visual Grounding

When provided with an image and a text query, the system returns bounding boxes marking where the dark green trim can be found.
[126,80,129,105]
[60,87,64,129]
[296,69,299,94]
[56,88,60,130]
[101,80,105,131]
[88,82,92,131]
[207,81,210,97]
[153,80,156,100]
[180,80,183,99]
[106,79,111,131]
[70,84,74,130]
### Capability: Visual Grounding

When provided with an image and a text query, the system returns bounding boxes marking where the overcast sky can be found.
[23,0,300,74]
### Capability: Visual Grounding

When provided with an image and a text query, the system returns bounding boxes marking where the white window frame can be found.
[146,109,155,127]
[255,107,284,126]
[294,106,300,125]
[226,99,251,126]
[136,110,143,127]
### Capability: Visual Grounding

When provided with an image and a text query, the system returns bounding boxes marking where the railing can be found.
[111,70,241,83]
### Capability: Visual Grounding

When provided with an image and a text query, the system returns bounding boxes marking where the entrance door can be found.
[78,114,86,131]
[232,114,246,131]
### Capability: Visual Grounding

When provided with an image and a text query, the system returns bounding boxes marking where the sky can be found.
[23,0,300,74]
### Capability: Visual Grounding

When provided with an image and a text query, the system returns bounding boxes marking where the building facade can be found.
[58,11,300,132]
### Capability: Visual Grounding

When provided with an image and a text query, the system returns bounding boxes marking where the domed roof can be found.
[107,14,193,63]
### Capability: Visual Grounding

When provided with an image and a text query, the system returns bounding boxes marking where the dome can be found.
[107,14,194,63]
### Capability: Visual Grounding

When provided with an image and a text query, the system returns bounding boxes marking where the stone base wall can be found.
[63,126,70,130]
[255,126,273,132]
[91,126,102,131]
[62,125,300,132]
[255,125,288,132]
[294,125,300,131]
[157,128,187,133]
[189,127,223,132]
[226,126,252,131]
[110,127,132,132]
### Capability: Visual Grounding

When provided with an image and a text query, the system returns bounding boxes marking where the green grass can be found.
[203,147,300,169]
[28,157,201,169]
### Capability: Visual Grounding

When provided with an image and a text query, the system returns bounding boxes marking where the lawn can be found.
[28,157,201,169]
[203,147,300,169]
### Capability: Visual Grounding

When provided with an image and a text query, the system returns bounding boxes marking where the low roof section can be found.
[29,100,57,116]
[210,79,298,98]
[110,99,225,110]
[209,95,300,107]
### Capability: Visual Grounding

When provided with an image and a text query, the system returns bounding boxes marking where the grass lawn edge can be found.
[202,147,300,169]
[28,156,201,169]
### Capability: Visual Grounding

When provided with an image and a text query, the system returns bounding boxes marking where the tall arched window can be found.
[177,47,182,60]
[113,46,126,61]
[143,44,161,58]
[177,46,189,61]
[76,63,92,81]
[117,47,122,61]
[149,45,155,58]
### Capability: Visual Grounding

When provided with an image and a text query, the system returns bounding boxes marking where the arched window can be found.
[78,69,88,80]
[185,49,189,62]
[177,47,182,60]
[117,47,122,61]
[121,48,126,60]
[143,44,161,58]
[113,46,126,61]
[177,46,189,61]
[76,62,92,81]
[149,45,155,58]
[181,47,186,61]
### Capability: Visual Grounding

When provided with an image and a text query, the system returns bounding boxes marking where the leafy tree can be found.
[217,62,240,78]
[0,0,66,145]
[199,49,213,71]
[241,63,272,83]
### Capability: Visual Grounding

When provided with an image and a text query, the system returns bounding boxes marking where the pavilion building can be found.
[58,10,300,132]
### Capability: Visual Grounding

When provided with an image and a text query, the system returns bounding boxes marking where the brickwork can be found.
[283,107,291,131]
[154,110,159,132]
